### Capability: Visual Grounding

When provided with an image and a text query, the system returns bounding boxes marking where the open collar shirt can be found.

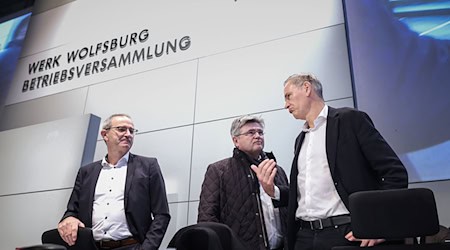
[92,152,133,241]
[295,105,349,221]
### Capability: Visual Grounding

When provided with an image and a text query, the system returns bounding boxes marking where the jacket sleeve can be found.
[354,110,408,189]
[61,167,83,221]
[272,165,289,208]
[141,159,171,250]
[197,164,221,222]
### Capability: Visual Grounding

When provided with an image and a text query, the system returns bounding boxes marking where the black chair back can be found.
[168,222,247,250]
[16,244,67,250]
[332,188,450,250]
[350,188,439,240]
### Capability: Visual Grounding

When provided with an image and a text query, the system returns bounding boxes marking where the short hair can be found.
[230,115,265,137]
[284,73,324,100]
[102,114,133,130]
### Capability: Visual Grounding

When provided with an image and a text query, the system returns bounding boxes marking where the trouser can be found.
[96,243,139,250]
[294,223,358,250]
[111,244,138,250]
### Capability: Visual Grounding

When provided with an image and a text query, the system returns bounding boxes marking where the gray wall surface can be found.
[0,114,100,250]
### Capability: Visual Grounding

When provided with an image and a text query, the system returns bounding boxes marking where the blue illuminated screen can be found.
[343,0,450,183]
[0,11,32,112]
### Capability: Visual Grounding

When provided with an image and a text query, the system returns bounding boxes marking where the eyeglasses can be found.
[237,129,264,137]
[106,126,138,135]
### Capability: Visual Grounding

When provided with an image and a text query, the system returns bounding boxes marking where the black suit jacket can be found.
[62,153,171,250]
[282,107,408,250]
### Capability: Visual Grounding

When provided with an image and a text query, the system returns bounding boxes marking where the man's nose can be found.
[124,129,133,136]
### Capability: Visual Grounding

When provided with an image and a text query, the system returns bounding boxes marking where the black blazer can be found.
[62,153,171,250]
[282,107,408,250]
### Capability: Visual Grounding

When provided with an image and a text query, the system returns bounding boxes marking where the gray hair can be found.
[284,73,324,100]
[230,115,265,136]
[102,113,132,130]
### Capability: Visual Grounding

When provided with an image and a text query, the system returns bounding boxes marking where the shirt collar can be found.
[302,105,328,132]
[101,152,130,168]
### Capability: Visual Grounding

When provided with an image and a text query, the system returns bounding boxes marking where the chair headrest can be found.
[168,222,247,250]
[349,188,440,239]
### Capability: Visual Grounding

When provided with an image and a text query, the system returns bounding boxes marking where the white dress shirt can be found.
[92,152,133,241]
[295,105,349,221]
[260,186,283,249]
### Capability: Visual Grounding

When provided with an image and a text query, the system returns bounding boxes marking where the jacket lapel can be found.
[291,132,304,181]
[124,153,136,208]
[289,132,305,204]
[326,107,339,175]
[88,162,103,224]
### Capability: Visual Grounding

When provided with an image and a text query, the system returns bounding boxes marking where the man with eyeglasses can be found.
[198,115,289,250]
[282,73,408,250]
[58,114,170,250]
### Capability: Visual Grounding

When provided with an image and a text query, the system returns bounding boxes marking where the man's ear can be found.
[304,81,311,94]
[232,136,239,147]
[101,130,108,140]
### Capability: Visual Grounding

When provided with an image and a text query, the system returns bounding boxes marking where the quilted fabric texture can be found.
[198,148,289,250]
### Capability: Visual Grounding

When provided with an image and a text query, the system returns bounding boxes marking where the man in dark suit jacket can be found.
[58,114,170,250]
[281,74,408,250]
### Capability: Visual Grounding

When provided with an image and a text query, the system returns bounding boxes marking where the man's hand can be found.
[250,159,277,197]
[57,216,85,246]
[345,231,385,247]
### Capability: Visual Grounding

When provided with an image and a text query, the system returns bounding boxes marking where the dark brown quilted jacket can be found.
[198,148,289,250]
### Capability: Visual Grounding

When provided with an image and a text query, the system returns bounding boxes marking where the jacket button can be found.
[259,234,263,238]
[256,212,259,216]
[334,182,338,186]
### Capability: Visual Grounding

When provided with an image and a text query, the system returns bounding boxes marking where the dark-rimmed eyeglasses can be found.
[237,129,264,137]
[106,126,138,135]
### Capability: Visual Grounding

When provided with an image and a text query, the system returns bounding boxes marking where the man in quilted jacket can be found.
[198,115,289,250]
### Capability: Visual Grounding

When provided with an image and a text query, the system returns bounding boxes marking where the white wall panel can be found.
[161,202,189,250]
[10,0,344,105]
[133,127,193,203]
[326,98,354,109]
[94,139,107,162]
[33,0,76,15]
[188,201,200,226]
[0,114,99,196]
[0,114,98,249]
[0,87,88,131]
[94,126,193,203]
[195,25,352,123]
[190,118,236,201]
[21,0,344,58]
[85,61,197,139]
[0,189,73,250]
[258,110,304,173]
